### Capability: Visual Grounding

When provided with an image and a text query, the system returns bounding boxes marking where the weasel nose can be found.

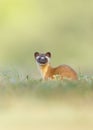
[41,57,45,60]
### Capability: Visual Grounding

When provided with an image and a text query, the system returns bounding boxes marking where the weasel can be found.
[34,52,78,80]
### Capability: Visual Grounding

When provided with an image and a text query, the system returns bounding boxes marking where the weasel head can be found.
[34,52,51,65]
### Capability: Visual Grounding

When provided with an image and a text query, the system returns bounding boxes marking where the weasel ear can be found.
[34,52,39,58]
[46,52,51,58]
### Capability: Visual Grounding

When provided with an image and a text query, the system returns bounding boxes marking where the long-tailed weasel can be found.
[34,52,78,80]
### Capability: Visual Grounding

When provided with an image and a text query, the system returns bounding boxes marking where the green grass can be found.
[0,68,93,100]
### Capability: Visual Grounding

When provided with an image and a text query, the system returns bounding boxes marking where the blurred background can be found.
[0,1,93,130]
[0,0,93,74]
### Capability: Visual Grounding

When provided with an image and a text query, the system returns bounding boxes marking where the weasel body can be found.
[34,52,78,80]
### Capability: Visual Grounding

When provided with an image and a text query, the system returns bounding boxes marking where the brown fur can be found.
[40,63,78,80]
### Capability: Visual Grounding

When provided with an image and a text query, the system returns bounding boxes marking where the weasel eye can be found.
[34,52,39,58]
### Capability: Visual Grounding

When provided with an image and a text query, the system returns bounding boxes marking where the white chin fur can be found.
[36,61,48,66]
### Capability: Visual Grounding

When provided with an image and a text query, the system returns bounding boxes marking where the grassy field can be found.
[0,69,93,130]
